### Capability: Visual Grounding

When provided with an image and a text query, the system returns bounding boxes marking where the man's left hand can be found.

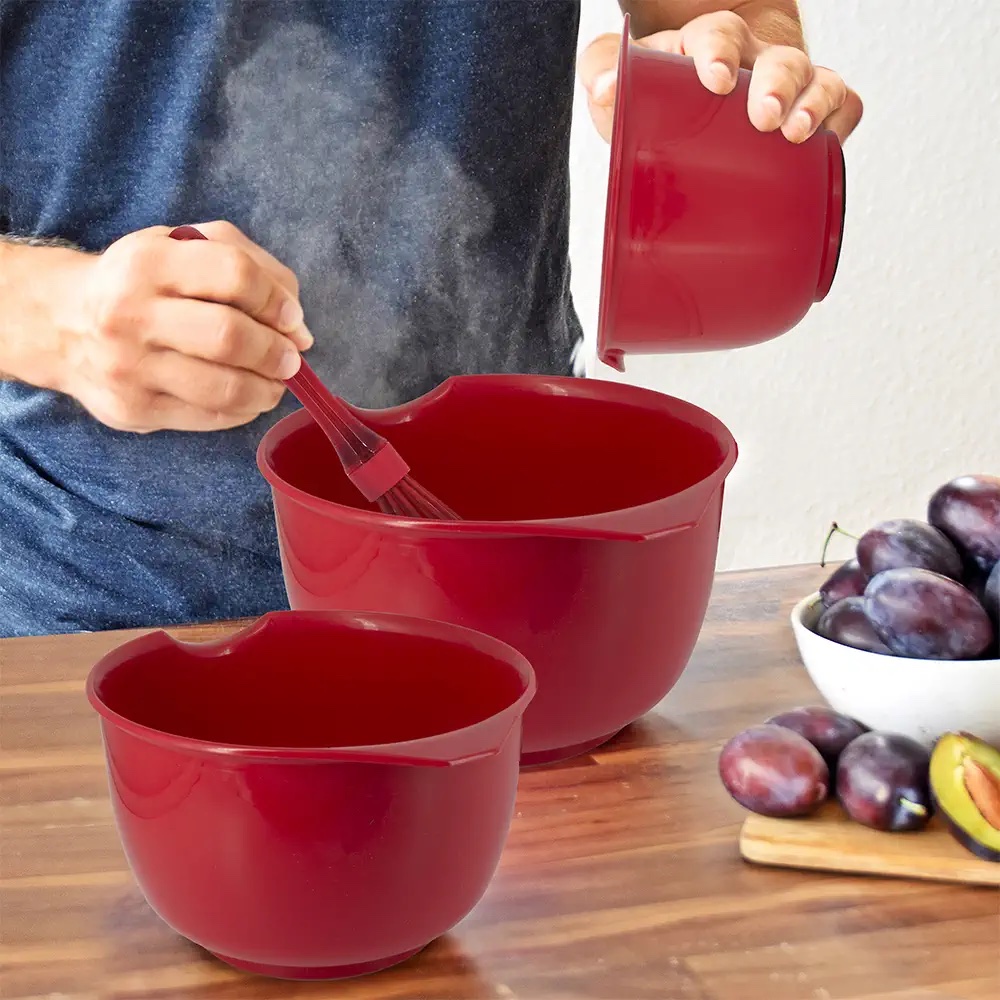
[580,11,863,145]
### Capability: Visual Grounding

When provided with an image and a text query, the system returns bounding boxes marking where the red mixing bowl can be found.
[597,14,846,371]
[86,610,535,981]
[258,374,737,766]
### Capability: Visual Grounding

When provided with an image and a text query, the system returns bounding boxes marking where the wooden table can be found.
[2,565,998,1000]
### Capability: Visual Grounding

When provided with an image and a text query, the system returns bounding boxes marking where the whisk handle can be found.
[284,362,410,502]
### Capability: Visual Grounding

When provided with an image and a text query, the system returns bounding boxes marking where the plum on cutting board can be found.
[819,558,868,608]
[764,706,869,771]
[816,596,893,655]
[928,474,1000,575]
[864,567,995,660]
[718,724,828,818]
[856,518,962,580]
[765,705,868,774]
[836,731,932,832]
[930,732,1000,862]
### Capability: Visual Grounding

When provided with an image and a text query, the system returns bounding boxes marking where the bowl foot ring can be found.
[210,945,425,981]
[520,729,623,768]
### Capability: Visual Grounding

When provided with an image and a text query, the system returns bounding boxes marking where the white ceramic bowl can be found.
[790,592,1000,748]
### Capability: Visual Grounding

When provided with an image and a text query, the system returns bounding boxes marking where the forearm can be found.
[619,1,805,49]
[0,236,87,388]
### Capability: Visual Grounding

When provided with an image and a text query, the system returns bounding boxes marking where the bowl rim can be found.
[255,373,738,534]
[790,591,1000,668]
[595,13,630,373]
[85,608,537,761]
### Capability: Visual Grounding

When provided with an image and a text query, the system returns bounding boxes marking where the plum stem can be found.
[820,522,860,567]
[899,798,927,817]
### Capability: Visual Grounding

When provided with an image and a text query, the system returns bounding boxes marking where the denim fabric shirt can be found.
[0,0,584,636]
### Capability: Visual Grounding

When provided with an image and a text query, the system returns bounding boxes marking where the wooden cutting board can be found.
[740,801,1000,886]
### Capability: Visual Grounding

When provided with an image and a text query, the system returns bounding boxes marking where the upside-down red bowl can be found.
[597,14,846,371]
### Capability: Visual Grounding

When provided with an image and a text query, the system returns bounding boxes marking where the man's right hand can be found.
[1,221,312,433]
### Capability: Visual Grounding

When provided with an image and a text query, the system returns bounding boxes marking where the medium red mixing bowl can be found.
[258,374,737,766]
[597,15,846,371]
[86,610,535,981]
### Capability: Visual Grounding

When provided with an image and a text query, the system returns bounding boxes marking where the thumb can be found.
[578,32,623,143]
[580,29,690,142]
[579,31,622,103]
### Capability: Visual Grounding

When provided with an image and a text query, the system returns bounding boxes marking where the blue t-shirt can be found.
[0,0,584,636]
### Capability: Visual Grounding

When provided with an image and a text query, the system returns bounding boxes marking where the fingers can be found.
[144,396,263,433]
[578,18,753,144]
[144,297,303,381]
[580,11,861,147]
[76,376,272,434]
[75,224,310,435]
[193,220,300,299]
[817,86,864,144]
[105,227,312,351]
[144,398,264,433]
[157,238,312,350]
[675,11,757,96]
[746,44,816,135]
[580,14,757,118]
[78,319,288,431]
[87,250,306,381]
[138,350,286,417]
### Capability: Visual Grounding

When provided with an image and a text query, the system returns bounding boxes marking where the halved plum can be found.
[930,732,1000,863]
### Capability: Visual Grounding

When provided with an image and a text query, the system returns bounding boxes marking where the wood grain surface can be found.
[2,565,998,1000]
[741,802,1000,887]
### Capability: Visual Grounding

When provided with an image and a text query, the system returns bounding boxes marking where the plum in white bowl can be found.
[791,473,1000,748]
[791,591,1000,749]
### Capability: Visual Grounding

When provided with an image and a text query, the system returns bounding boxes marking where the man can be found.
[0,1,862,637]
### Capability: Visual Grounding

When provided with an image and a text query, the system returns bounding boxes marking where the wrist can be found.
[0,238,94,394]
[731,2,805,50]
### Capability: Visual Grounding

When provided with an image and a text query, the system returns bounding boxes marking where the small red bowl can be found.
[86,610,535,981]
[597,14,846,371]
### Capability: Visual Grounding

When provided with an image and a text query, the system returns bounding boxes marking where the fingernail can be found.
[708,61,732,86]
[295,325,315,351]
[592,69,617,102]
[278,298,304,333]
[763,95,783,120]
[277,348,301,381]
[792,109,814,138]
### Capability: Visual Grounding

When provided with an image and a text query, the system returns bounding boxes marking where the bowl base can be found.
[210,945,424,981]
[520,729,621,768]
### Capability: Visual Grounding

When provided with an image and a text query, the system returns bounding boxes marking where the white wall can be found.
[568,0,1000,571]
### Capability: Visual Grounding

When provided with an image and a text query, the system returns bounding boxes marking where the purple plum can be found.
[816,597,893,655]
[819,558,868,608]
[984,561,999,628]
[928,474,1000,575]
[864,567,994,660]
[837,731,932,832]
[856,518,962,580]
[764,705,870,771]
[719,725,829,818]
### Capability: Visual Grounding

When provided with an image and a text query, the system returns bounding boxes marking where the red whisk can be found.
[282,356,460,519]
[168,226,460,520]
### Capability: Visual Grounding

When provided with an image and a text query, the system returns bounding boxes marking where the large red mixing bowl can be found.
[258,375,737,766]
[597,15,846,371]
[86,610,535,981]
